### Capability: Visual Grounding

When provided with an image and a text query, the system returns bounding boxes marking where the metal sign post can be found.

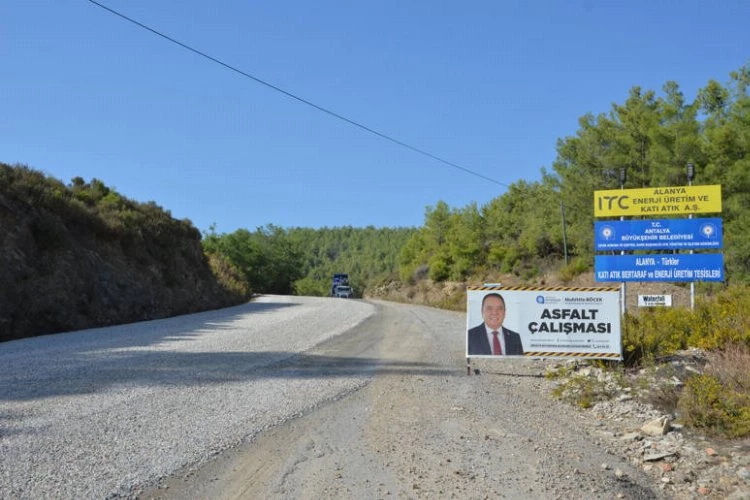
[687,163,695,310]
[620,167,627,316]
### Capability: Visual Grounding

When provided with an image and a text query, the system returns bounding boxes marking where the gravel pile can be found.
[0,296,375,499]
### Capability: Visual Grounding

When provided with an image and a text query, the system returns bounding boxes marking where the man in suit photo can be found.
[467,292,524,356]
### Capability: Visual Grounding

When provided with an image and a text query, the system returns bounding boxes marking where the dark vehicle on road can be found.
[333,285,353,298]
[331,273,349,296]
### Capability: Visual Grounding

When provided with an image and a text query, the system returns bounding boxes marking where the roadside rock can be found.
[642,416,672,436]
[551,352,750,499]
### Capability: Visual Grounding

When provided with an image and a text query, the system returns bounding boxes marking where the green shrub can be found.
[436,287,466,311]
[428,255,450,281]
[207,252,251,299]
[500,247,522,274]
[487,245,507,267]
[679,374,750,438]
[558,257,589,283]
[677,344,750,438]
[622,307,692,365]
[688,286,750,349]
[622,285,750,366]
[98,191,127,211]
[521,266,539,281]
[293,276,328,296]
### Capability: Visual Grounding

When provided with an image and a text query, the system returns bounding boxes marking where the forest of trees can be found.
[3,64,748,344]
[202,224,415,297]
[7,63,746,327]
[120,63,749,299]
[204,65,749,295]
[399,64,750,286]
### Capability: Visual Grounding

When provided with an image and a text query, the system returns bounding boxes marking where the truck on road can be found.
[333,285,353,298]
[331,273,350,297]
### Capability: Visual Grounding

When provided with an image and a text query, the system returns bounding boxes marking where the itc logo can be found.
[597,195,630,211]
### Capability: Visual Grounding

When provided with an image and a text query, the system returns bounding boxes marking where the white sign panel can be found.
[638,294,672,307]
[466,286,622,360]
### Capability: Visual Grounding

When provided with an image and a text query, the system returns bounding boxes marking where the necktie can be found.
[492,330,502,355]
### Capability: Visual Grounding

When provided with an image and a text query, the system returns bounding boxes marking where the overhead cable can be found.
[86,0,506,186]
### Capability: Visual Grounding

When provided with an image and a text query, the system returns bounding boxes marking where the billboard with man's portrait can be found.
[466,286,622,360]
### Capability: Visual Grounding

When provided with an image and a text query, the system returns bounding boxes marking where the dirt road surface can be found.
[140,300,662,499]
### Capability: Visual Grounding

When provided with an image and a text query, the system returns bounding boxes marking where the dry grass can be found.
[678,343,750,438]
[706,343,750,394]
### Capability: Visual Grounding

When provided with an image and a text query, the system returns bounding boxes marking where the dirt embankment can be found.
[0,190,245,342]
[366,271,691,311]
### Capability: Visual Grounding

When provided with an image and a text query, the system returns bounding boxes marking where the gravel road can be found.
[2,297,664,499]
[0,296,375,499]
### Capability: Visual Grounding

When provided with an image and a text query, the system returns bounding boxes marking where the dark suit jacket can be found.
[467,324,524,356]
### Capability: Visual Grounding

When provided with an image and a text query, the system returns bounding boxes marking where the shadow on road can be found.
[0,299,453,403]
[0,350,452,402]
[0,299,297,352]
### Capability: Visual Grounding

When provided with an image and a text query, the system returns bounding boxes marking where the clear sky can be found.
[2,1,748,234]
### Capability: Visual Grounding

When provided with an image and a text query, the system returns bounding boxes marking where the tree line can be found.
[205,64,749,293]
[400,64,750,285]
[202,224,415,296]
[6,63,747,331]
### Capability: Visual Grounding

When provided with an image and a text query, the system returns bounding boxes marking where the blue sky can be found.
[2,1,748,234]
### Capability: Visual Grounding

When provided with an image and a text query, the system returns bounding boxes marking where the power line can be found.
[85,0,506,187]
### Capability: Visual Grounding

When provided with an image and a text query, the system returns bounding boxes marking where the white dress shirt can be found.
[484,324,506,354]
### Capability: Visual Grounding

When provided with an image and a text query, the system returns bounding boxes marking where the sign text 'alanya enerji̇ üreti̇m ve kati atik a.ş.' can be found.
[594,184,723,283]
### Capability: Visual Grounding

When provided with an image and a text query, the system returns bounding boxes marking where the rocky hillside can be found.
[0,164,248,342]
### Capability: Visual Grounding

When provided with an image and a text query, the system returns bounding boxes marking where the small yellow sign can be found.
[594,185,722,217]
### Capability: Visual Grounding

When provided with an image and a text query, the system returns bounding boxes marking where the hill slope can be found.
[0,163,247,341]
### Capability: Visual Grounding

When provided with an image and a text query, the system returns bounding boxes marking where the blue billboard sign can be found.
[595,218,722,251]
[595,254,724,282]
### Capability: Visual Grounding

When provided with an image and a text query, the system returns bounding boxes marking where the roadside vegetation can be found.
[3,63,749,439]
[393,63,750,439]
[0,163,249,342]
[545,286,750,438]
[398,64,750,285]
[622,288,750,437]
[201,224,415,297]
